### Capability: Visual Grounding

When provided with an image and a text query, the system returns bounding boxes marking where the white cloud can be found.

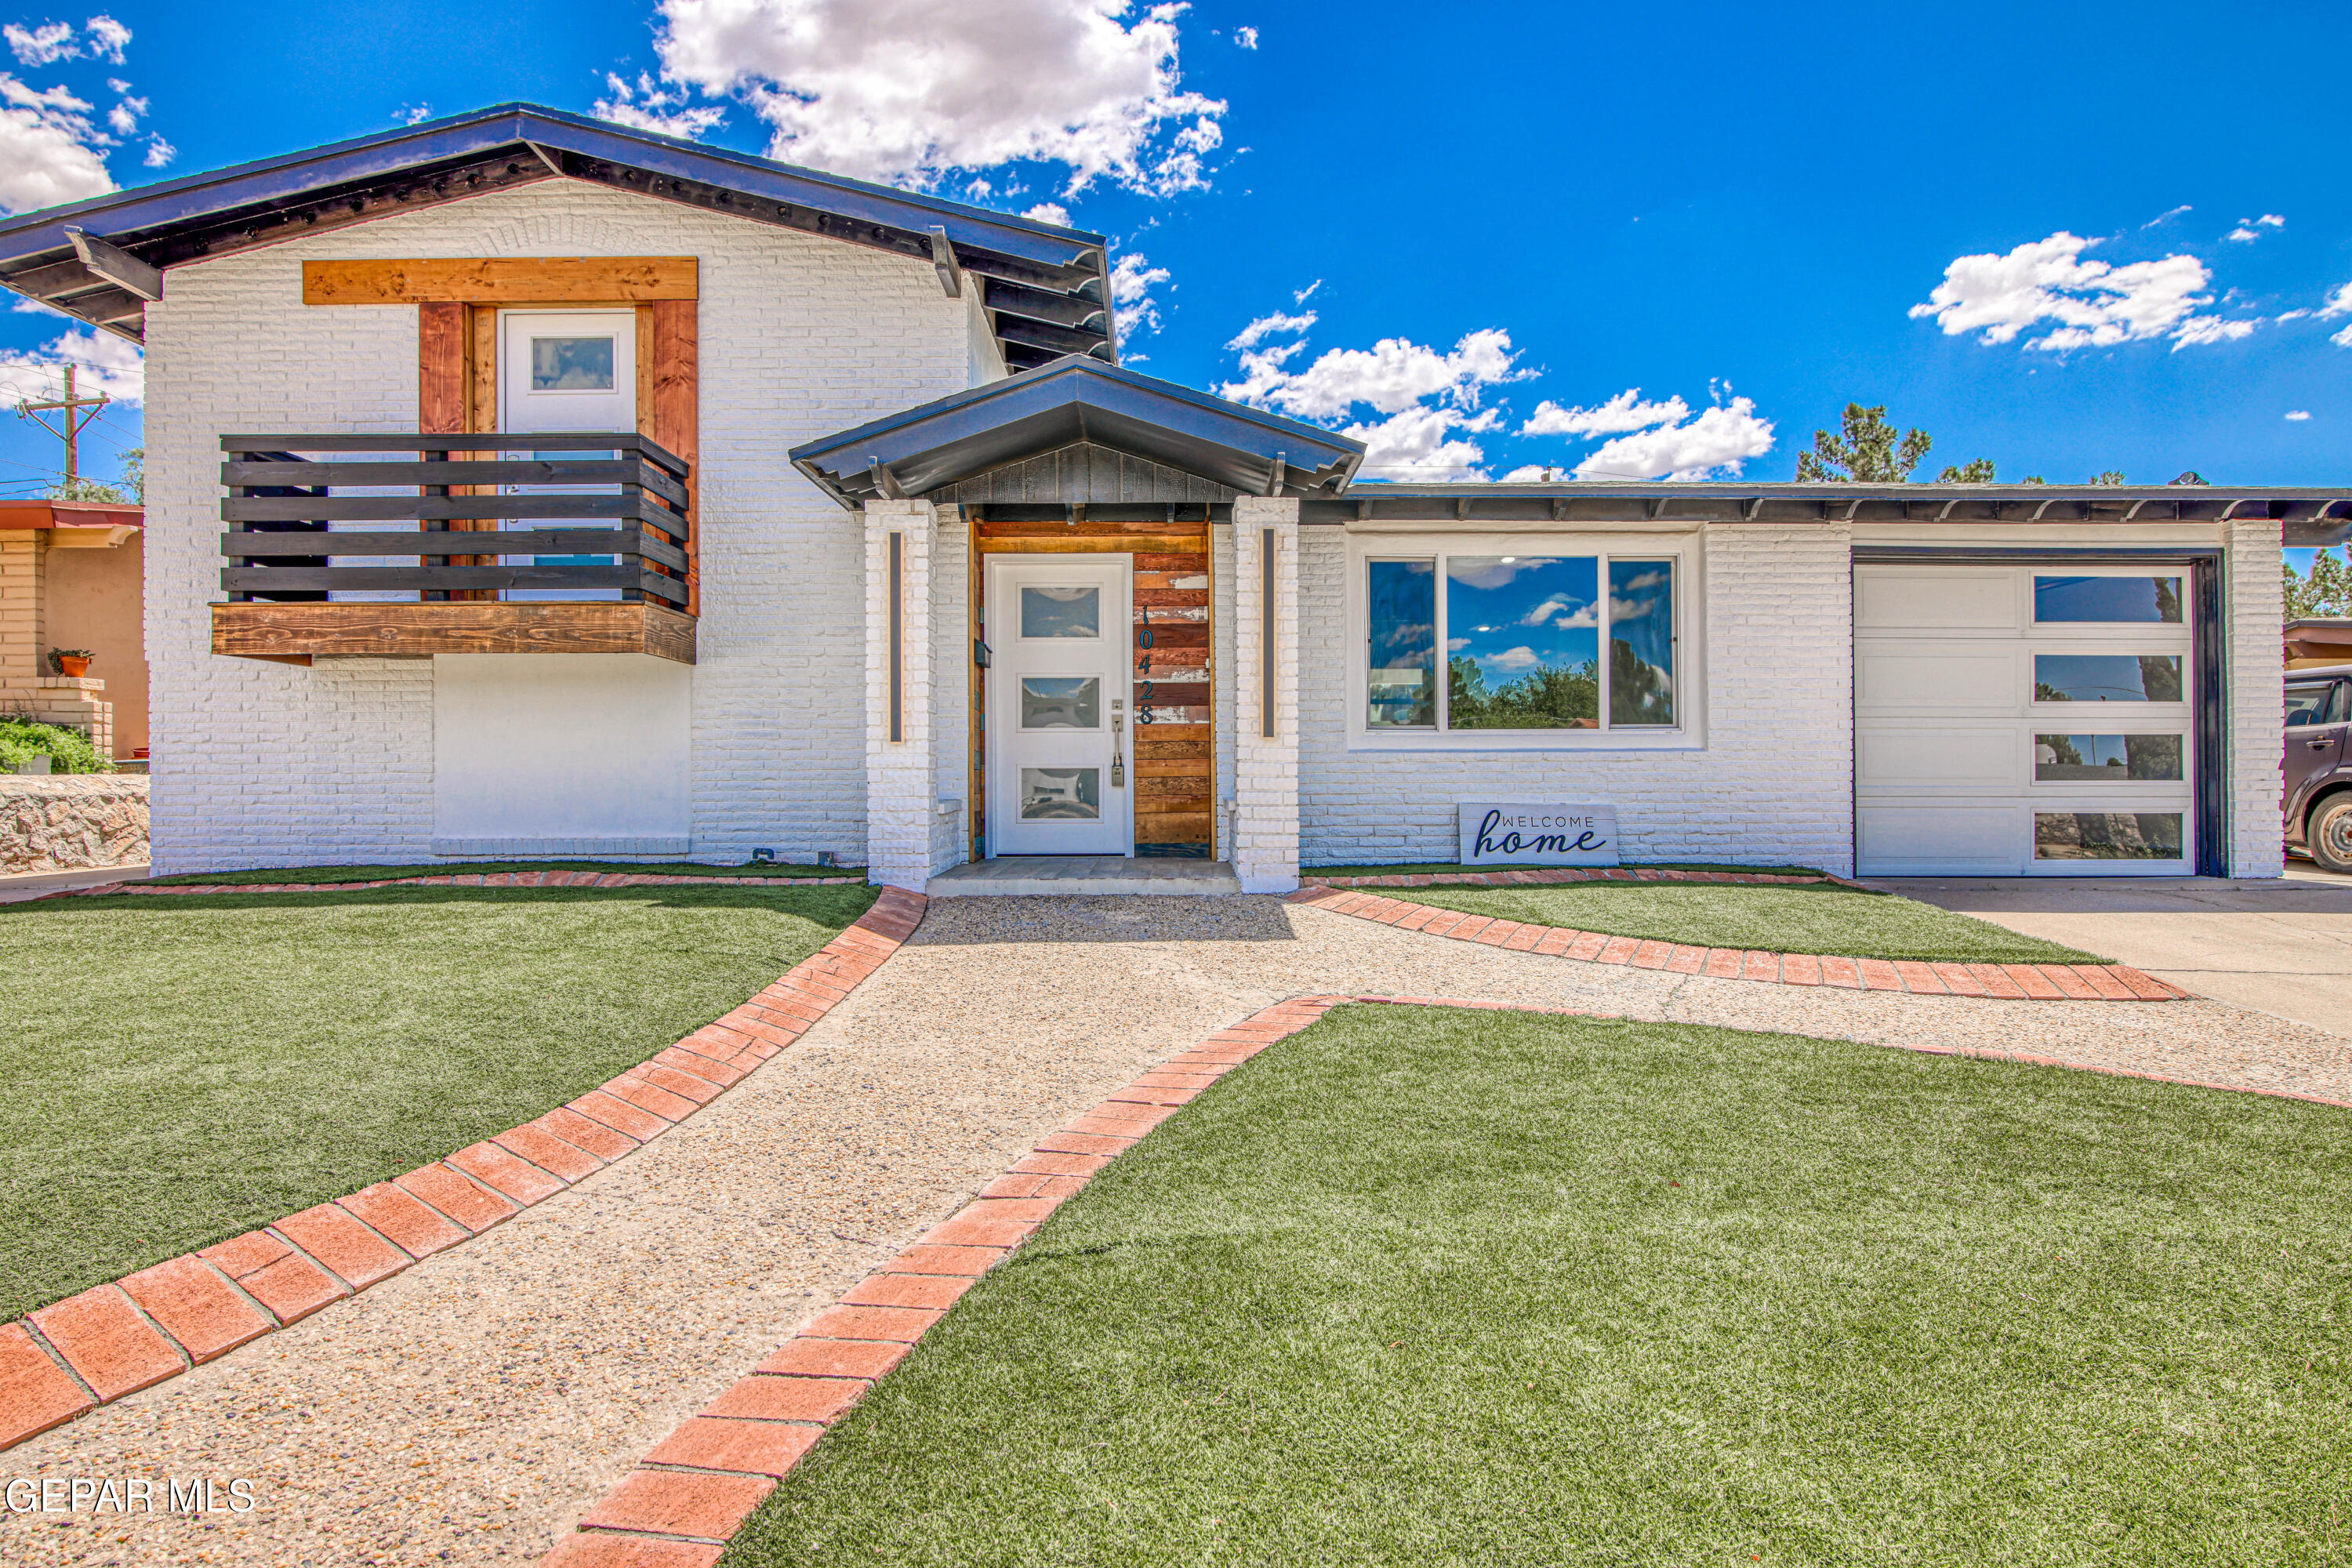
[1233,24,1257,46]
[2286,410,2312,421]
[5,20,75,64]
[1911,230,2257,353]
[1219,322,1526,479]
[140,130,168,165]
[0,74,114,212]
[0,324,144,405]
[1224,308,1312,351]
[1340,405,1499,481]
[2169,315,2259,349]
[82,14,125,64]
[1111,250,1171,342]
[1520,387,1688,438]
[1486,646,1538,673]
[2318,282,2352,320]
[2339,323,2352,350]
[2142,204,2192,227]
[1022,201,1070,225]
[104,90,140,134]
[593,71,726,139]
[1293,278,1320,305]
[1222,326,1522,421]
[1575,397,1774,481]
[648,0,1227,198]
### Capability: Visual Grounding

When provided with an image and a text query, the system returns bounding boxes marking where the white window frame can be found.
[1344,529,1702,753]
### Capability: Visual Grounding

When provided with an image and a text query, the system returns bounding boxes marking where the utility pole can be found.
[16,364,110,489]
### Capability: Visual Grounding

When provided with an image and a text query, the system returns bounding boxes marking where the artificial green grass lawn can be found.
[143,858,859,885]
[1388,879,2107,964]
[0,882,873,1319]
[728,1004,2352,1567]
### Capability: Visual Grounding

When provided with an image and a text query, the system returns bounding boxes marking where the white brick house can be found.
[1,106,2341,891]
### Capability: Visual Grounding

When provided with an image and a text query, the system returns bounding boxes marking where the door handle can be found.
[1110,700,1125,788]
[2311,739,2336,750]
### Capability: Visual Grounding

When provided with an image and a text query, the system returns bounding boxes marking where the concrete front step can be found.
[924,856,1243,898]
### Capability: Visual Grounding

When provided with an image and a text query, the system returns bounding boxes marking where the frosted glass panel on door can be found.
[1019,767,1101,819]
[530,336,616,390]
[1020,586,1100,639]
[1020,677,1100,729]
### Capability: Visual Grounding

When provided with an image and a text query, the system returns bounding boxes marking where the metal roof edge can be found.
[0,102,1109,265]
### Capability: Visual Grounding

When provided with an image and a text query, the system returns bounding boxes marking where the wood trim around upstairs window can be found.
[395,260,701,615]
[306,256,697,303]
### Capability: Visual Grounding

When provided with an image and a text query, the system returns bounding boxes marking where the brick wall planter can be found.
[0,887,924,1454]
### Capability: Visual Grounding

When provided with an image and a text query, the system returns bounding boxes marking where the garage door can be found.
[1856,564,2194,876]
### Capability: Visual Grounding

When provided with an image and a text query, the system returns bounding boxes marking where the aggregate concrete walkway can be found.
[1883,869,2352,1039]
[9,895,2347,1566]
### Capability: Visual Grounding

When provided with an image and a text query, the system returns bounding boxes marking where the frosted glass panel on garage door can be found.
[1853,563,2192,877]
[1857,569,2016,630]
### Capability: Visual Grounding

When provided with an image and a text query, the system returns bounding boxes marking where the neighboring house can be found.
[0,105,2344,885]
[2285,618,2352,669]
[0,499,147,761]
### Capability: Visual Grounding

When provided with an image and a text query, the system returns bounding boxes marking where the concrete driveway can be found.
[1879,866,2352,1038]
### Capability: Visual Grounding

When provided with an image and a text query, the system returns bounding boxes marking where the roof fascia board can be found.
[0,103,1106,276]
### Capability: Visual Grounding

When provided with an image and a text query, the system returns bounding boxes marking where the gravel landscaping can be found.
[728,1000,2352,1567]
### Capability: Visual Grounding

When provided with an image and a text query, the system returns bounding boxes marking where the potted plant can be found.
[48,648,93,677]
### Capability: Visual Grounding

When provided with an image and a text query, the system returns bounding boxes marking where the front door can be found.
[986,556,1133,855]
[498,310,637,601]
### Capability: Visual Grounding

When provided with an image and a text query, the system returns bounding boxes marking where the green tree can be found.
[1794,403,1994,484]
[2092,470,2125,486]
[45,447,142,505]
[2287,550,2352,619]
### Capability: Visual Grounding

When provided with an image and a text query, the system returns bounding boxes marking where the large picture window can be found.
[1363,550,1677,732]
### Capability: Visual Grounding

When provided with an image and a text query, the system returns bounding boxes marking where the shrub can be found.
[0,717,114,774]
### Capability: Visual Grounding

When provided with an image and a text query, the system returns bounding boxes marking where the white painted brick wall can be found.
[144,180,983,873]
[862,501,938,890]
[1230,500,1299,891]
[1296,522,1857,874]
[1210,523,1236,859]
[929,507,971,875]
[2227,517,2285,878]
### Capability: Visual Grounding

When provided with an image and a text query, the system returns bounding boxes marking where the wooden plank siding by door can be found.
[974,514,1214,854]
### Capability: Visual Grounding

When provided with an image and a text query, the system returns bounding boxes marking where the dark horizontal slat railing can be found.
[219,432,690,609]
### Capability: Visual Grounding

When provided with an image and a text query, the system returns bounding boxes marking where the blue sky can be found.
[4,0,2350,538]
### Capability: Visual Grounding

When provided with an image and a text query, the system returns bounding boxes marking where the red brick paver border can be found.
[540,985,2341,1563]
[1285,884,2188,1001]
[0,887,926,1455]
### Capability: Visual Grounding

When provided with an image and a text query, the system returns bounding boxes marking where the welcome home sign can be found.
[1457,803,1620,867]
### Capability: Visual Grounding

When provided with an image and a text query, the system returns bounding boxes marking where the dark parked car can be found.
[2285,662,2352,871]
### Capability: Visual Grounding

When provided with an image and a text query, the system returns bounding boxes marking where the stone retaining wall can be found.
[1,774,148,873]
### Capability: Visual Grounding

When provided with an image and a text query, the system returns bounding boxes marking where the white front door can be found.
[986,556,1133,855]
[497,310,636,601]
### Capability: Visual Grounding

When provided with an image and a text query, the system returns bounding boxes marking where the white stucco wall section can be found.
[1294,521,1857,875]
[432,655,691,855]
[143,179,981,873]
[2227,517,2285,878]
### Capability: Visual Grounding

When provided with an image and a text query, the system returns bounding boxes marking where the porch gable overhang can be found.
[0,103,1114,371]
[789,356,1367,507]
